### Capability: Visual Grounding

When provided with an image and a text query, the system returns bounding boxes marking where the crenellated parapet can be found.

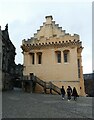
[21,39,82,52]
[22,32,79,44]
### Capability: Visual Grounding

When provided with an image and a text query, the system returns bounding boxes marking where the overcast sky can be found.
[0,0,93,74]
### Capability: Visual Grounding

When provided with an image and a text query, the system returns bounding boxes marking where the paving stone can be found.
[2,89,93,118]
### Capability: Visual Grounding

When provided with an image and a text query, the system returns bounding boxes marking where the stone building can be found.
[21,16,85,96]
[0,26,2,90]
[84,73,94,96]
[13,64,23,88]
[15,64,23,79]
[2,24,16,90]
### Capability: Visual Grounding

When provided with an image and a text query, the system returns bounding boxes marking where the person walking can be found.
[67,86,72,101]
[61,86,65,100]
[72,87,79,101]
[30,73,36,92]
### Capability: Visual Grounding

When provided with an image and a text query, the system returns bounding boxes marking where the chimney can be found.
[45,15,53,24]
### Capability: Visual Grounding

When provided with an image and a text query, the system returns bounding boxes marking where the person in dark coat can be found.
[67,86,72,101]
[30,73,36,92]
[72,87,79,101]
[61,86,65,99]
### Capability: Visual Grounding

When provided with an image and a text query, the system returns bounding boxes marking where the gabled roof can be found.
[21,16,82,52]
[33,15,66,39]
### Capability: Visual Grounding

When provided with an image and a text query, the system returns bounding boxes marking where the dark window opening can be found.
[78,59,80,68]
[57,53,61,63]
[78,68,80,78]
[56,51,61,63]
[64,53,68,62]
[78,59,80,78]
[63,50,69,63]
[38,54,42,64]
[31,53,34,64]
[37,52,42,64]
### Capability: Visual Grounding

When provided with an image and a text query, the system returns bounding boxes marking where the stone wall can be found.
[2,24,16,90]
[84,73,94,96]
[0,26,2,90]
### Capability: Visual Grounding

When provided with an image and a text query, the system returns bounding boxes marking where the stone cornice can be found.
[21,39,82,52]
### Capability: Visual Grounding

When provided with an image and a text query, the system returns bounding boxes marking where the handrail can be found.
[35,76,46,87]
[22,75,61,95]
[36,76,61,95]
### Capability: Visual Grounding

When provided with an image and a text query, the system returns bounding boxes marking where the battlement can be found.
[21,38,82,52]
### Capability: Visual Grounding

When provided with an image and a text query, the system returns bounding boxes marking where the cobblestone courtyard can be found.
[2,88,93,119]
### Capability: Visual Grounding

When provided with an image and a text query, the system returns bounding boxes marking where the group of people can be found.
[61,86,79,101]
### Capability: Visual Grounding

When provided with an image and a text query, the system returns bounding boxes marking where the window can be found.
[37,52,42,64]
[38,54,42,64]
[57,52,61,63]
[78,59,80,67]
[31,53,34,64]
[56,51,61,63]
[64,53,68,62]
[78,69,80,78]
[78,59,80,78]
[63,50,69,63]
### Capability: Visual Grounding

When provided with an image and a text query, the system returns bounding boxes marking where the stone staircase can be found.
[35,76,61,95]
[21,75,61,95]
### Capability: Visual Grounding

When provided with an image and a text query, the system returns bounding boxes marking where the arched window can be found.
[55,51,61,63]
[63,50,70,63]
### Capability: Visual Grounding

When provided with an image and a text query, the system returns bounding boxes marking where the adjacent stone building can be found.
[2,24,16,90]
[13,64,23,88]
[0,26,2,90]
[21,16,85,96]
[84,73,94,96]
[15,64,23,79]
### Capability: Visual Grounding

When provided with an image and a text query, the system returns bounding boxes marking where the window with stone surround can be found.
[63,50,69,63]
[55,51,61,63]
[37,52,42,64]
[31,53,34,64]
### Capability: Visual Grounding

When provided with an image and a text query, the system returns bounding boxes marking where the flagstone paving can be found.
[2,88,93,119]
